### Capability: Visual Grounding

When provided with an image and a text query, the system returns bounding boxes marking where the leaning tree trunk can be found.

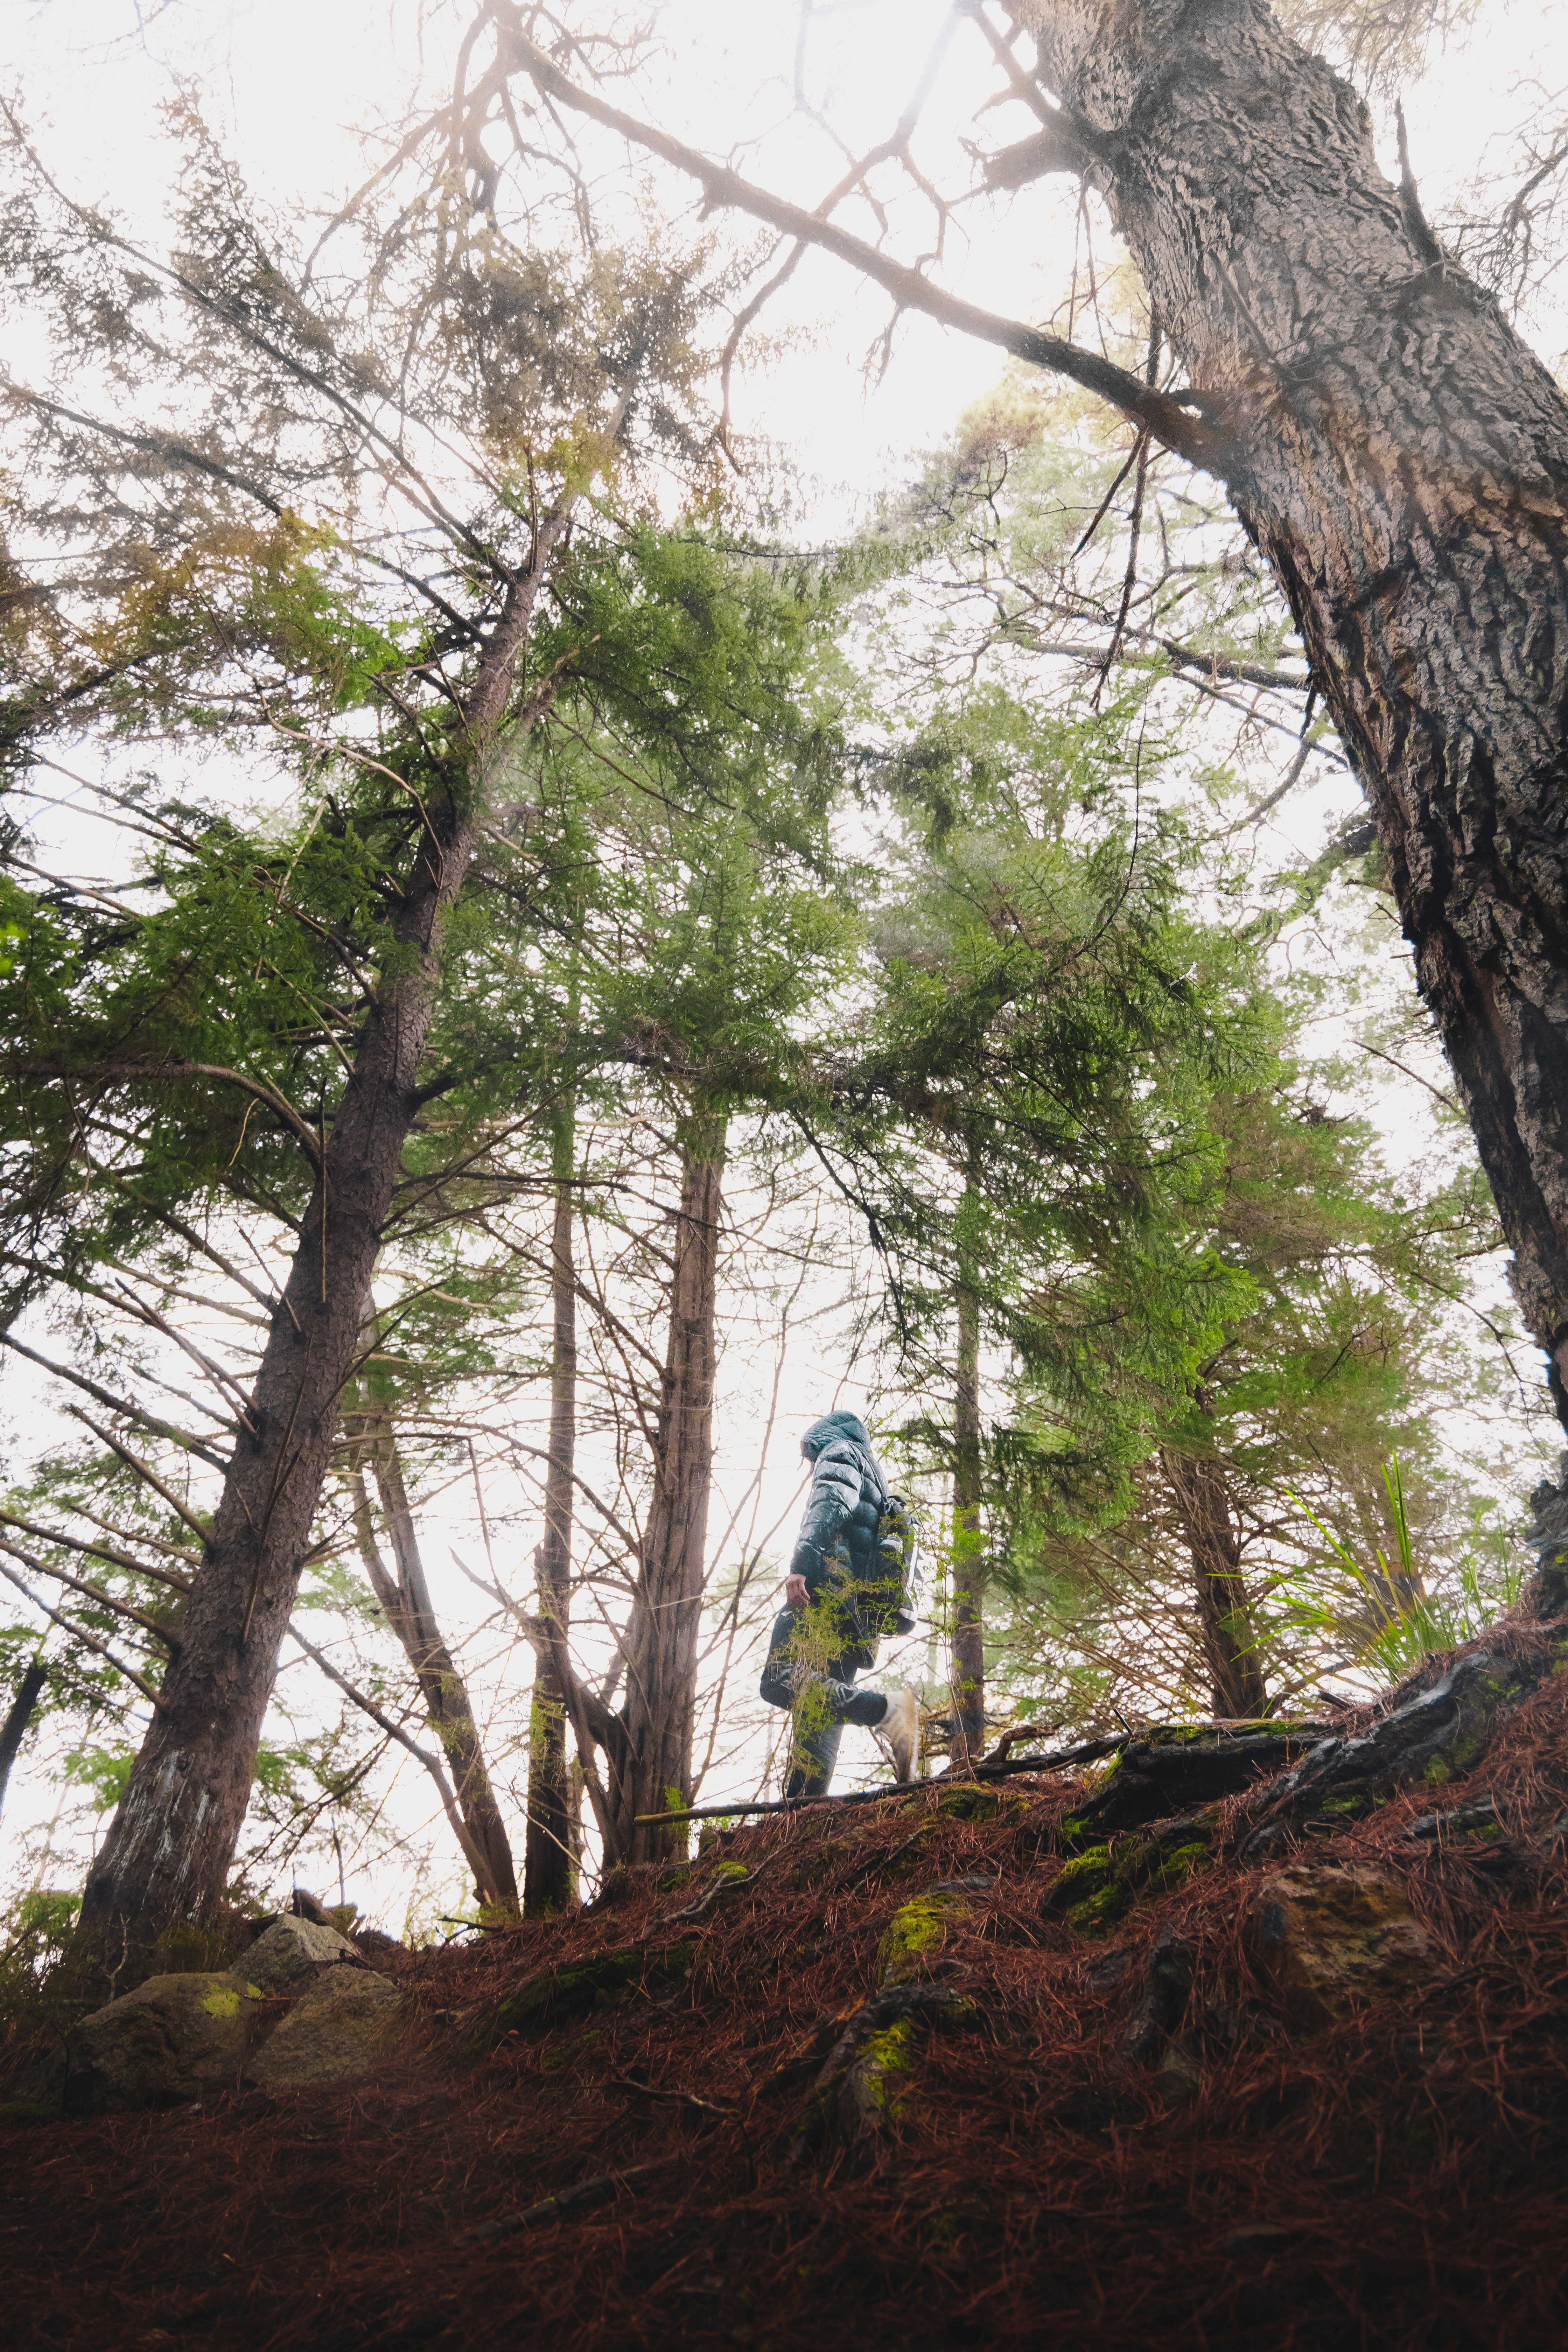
[1160,1443,1269,1720]
[71,522,572,1986]
[348,1432,518,1912]
[950,1257,987,1771]
[1016,0,1568,1421]
[524,1094,579,1916]
[609,1106,726,1864]
[0,1654,48,1823]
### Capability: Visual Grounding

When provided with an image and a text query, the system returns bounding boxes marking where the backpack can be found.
[864,1490,923,1636]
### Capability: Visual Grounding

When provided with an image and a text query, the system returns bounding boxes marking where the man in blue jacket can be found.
[759,1409,920,1797]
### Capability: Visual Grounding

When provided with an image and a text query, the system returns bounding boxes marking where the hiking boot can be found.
[874,1686,920,1784]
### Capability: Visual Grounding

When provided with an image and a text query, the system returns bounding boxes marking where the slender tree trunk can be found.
[1017,0,1568,1421]
[0,1656,47,1823]
[950,1260,986,1771]
[1160,1440,1269,1720]
[525,1095,578,1915]
[348,1433,518,1912]
[609,1107,726,1864]
[71,511,575,1982]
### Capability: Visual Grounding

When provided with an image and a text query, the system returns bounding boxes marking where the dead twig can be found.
[660,1844,785,1922]
[610,2075,734,2117]
[455,2162,661,2246]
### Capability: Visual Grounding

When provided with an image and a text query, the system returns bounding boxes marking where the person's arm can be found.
[783,1443,863,1605]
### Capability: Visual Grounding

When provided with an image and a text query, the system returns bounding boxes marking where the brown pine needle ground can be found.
[7,1668,1568,2350]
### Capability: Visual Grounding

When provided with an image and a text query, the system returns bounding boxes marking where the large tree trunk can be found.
[348,1432,518,1913]
[524,1096,578,1916]
[1160,1442,1269,1720]
[950,1264,987,1771]
[1017,0,1568,1422]
[71,524,571,1985]
[608,1108,726,1864]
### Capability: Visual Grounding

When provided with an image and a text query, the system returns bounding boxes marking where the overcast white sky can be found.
[14,0,1568,492]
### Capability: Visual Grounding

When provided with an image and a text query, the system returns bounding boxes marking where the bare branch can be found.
[495,27,1229,474]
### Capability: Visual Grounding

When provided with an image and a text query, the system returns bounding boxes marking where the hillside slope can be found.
[7,1620,1568,2351]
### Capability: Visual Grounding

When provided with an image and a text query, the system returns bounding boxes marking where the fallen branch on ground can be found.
[455,2163,661,2246]
[634,1737,1125,1826]
[611,2075,733,2116]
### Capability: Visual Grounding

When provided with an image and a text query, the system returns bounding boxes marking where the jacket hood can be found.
[800,1410,872,1460]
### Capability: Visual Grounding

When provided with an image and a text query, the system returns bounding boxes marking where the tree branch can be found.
[495,27,1229,474]
[0,1553,165,1709]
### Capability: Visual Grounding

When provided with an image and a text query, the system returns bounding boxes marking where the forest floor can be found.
[6,1652,1568,2352]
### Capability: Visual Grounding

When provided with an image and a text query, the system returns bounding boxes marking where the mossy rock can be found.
[787,2016,919,2156]
[1041,1847,1133,1939]
[1143,1841,1211,1896]
[1043,1846,1116,1909]
[842,2017,917,2131]
[934,1787,1027,1823]
[1064,1881,1134,1938]
[468,1940,696,2051]
[878,1889,970,1987]
[62,1973,265,2113]
[1119,1814,1217,1891]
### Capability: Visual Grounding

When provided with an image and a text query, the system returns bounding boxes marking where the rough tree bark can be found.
[1013,0,1568,1420]
[1160,1429,1269,1720]
[609,1106,726,1864]
[950,1263,987,1770]
[524,1094,578,1916]
[71,503,579,1983]
[347,1429,518,1912]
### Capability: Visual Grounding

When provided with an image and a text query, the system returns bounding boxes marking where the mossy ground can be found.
[8,1651,1568,2350]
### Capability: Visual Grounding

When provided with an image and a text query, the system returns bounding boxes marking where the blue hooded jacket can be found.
[790,1410,887,1595]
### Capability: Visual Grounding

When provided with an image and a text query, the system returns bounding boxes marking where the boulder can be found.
[64,1972,264,2114]
[247,1965,406,2088]
[1252,1864,1436,2030]
[242,1913,363,1994]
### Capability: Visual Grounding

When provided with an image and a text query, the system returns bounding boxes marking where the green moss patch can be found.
[1144,1842,1211,1896]
[1045,1847,1116,1909]
[878,1890,970,1987]
[845,2019,917,2127]
[934,1787,1027,1823]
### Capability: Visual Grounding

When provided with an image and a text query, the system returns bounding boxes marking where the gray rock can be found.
[1252,1863,1436,2030]
[241,1913,362,1994]
[247,1965,406,2088]
[64,1972,264,2114]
